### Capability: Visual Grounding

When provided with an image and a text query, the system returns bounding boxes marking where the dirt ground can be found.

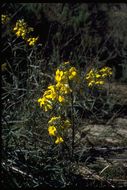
[72,82,127,188]
[104,82,127,105]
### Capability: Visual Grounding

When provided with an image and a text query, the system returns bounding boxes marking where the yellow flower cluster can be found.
[1,14,10,24]
[85,67,112,87]
[13,19,38,46]
[38,61,113,145]
[38,62,77,144]
[38,85,56,112]
[55,67,77,83]
[13,19,33,39]
[27,37,39,46]
[48,116,71,144]
[38,63,78,112]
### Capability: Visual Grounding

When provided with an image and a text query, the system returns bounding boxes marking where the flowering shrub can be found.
[38,61,113,147]
[38,61,79,145]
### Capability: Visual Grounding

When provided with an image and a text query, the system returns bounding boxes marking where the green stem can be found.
[71,91,75,160]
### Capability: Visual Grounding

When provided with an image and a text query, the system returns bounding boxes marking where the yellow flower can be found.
[85,69,94,80]
[13,19,34,40]
[55,136,64,144]
[1,14,10,24]
[48,126,57,136]
[68,67,77,80]
[44,86,57,101]
[27,37,38,46]
[99,81,104,85]
[88,80,95,87]
[16,30,22,37]
[85,67,112,88]
[48,85,55,91]
[56,82,62,89]
[44,103,53,112]
[99,67,112,75]
[95,74,101,78]
[64,61,70,65]
[56,83,71,94]
[38,97,46,107]
[38,97,52,111]
[101,73,107,78]
[61,84,72,94]
[55,69,64,82]
[48,116,61,124]
[58,95,65,103]
[38,98,43,105]
[95,80,104,85]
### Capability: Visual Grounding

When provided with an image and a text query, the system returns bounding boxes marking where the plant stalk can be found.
[71,91,75,160]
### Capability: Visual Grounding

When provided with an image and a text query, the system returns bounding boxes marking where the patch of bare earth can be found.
[104,82,127,105]
[72,82,127,188]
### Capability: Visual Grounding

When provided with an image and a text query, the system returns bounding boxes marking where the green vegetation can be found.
[1,3,127,189]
